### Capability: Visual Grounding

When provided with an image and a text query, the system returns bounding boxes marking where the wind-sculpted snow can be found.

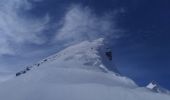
[0,38,169,100]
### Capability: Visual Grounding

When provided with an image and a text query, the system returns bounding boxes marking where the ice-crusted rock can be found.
[147,81,170,94]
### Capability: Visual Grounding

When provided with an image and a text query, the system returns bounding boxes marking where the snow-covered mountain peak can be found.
[147,81,159,90]
[46,38,115,72]
[16,38,117,76]
[13,38,136,87]
[146,81,170,94]
[39,38,102,71]
[0,38,170,100]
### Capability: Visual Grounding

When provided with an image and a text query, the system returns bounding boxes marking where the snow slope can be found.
[0,38,169,100]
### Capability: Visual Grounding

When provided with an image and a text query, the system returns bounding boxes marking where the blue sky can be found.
[0,0,170,89]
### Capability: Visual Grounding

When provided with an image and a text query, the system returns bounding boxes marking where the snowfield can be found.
[0,38,169,100]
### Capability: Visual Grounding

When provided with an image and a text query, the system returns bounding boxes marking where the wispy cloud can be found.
[0,2,123,73]
[0,2,121,55]
[55,5,119,46]
[0,0,50,55]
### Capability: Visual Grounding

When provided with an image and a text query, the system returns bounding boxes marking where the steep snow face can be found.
[0,38,170,100]
[40,38,118,73]
[15,38,118,76]
[44,38,109,72]
[147,81,170,94]
[14,38,136,88]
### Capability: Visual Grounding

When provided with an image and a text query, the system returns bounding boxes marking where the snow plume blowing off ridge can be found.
[0,1,121,82]
[0,0,49,55]
[0,1,121,56]
[55,5,120,47]
[0,3,170,100]
[0,2,120,58]
[53,5,122,73]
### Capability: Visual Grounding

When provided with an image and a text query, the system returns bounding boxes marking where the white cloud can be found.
[56,5,118,46]
[0,0,50,55]
[0,37,14,55]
